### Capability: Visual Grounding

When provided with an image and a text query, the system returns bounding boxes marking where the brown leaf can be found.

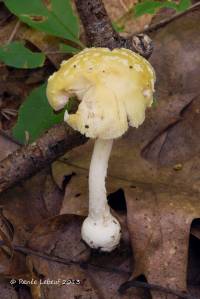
[103,0,153,35]
[18,286,33,299]
[28,215,90,262]
[53,161,89,216]
[0,222,29,281]
[0,168,63,245]
[27,215,98,299]
[0,281,18,299]
[125,186,200,298]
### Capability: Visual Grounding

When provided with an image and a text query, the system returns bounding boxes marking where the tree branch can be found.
[75,0,153,58]
[12,243,131,276]
[0,123,87,192]
[75,0,119,48]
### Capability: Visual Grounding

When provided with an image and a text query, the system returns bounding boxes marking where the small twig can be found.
[12,244,131,276]
[138,1,200,34]
[7,20,20,44]
[1,108,18,120]
[118,279,198,299]
[119,0,129,12]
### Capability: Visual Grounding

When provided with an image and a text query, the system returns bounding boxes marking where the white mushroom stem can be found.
[81,138,121,252]
[89,138,113,220]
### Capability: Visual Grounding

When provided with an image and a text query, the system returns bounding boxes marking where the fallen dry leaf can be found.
[103,0,153,35]
[27,214,98,299]
[27,214,138,299]
[0,281,18,299]
[0,168,63,245]
[125,186,200,298]
[28,215,90,262]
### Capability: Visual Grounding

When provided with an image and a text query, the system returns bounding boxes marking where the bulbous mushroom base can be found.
[81,216,121,252]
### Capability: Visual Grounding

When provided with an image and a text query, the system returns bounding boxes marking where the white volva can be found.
[46,47,156,251]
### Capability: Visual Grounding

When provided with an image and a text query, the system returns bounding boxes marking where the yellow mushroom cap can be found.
[47,47,156,139]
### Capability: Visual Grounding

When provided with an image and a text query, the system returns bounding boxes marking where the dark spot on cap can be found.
[85,125,89,129]
[129,65,133,69]
[73,65,76,68]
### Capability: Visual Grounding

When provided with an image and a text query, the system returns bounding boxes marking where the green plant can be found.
[1,0,83,143]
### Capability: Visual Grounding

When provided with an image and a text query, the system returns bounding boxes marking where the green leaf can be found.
[161,1,178,10]
[134,0,177,17]
[0,41,45,68]
[4,0,80,45]
[112,21,125,33]
[59,43,81,54]
[135,1,164,17]
[176,0,191,11]
[13,83,64,144]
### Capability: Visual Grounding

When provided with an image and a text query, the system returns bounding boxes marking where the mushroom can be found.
[47,48,155,252]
